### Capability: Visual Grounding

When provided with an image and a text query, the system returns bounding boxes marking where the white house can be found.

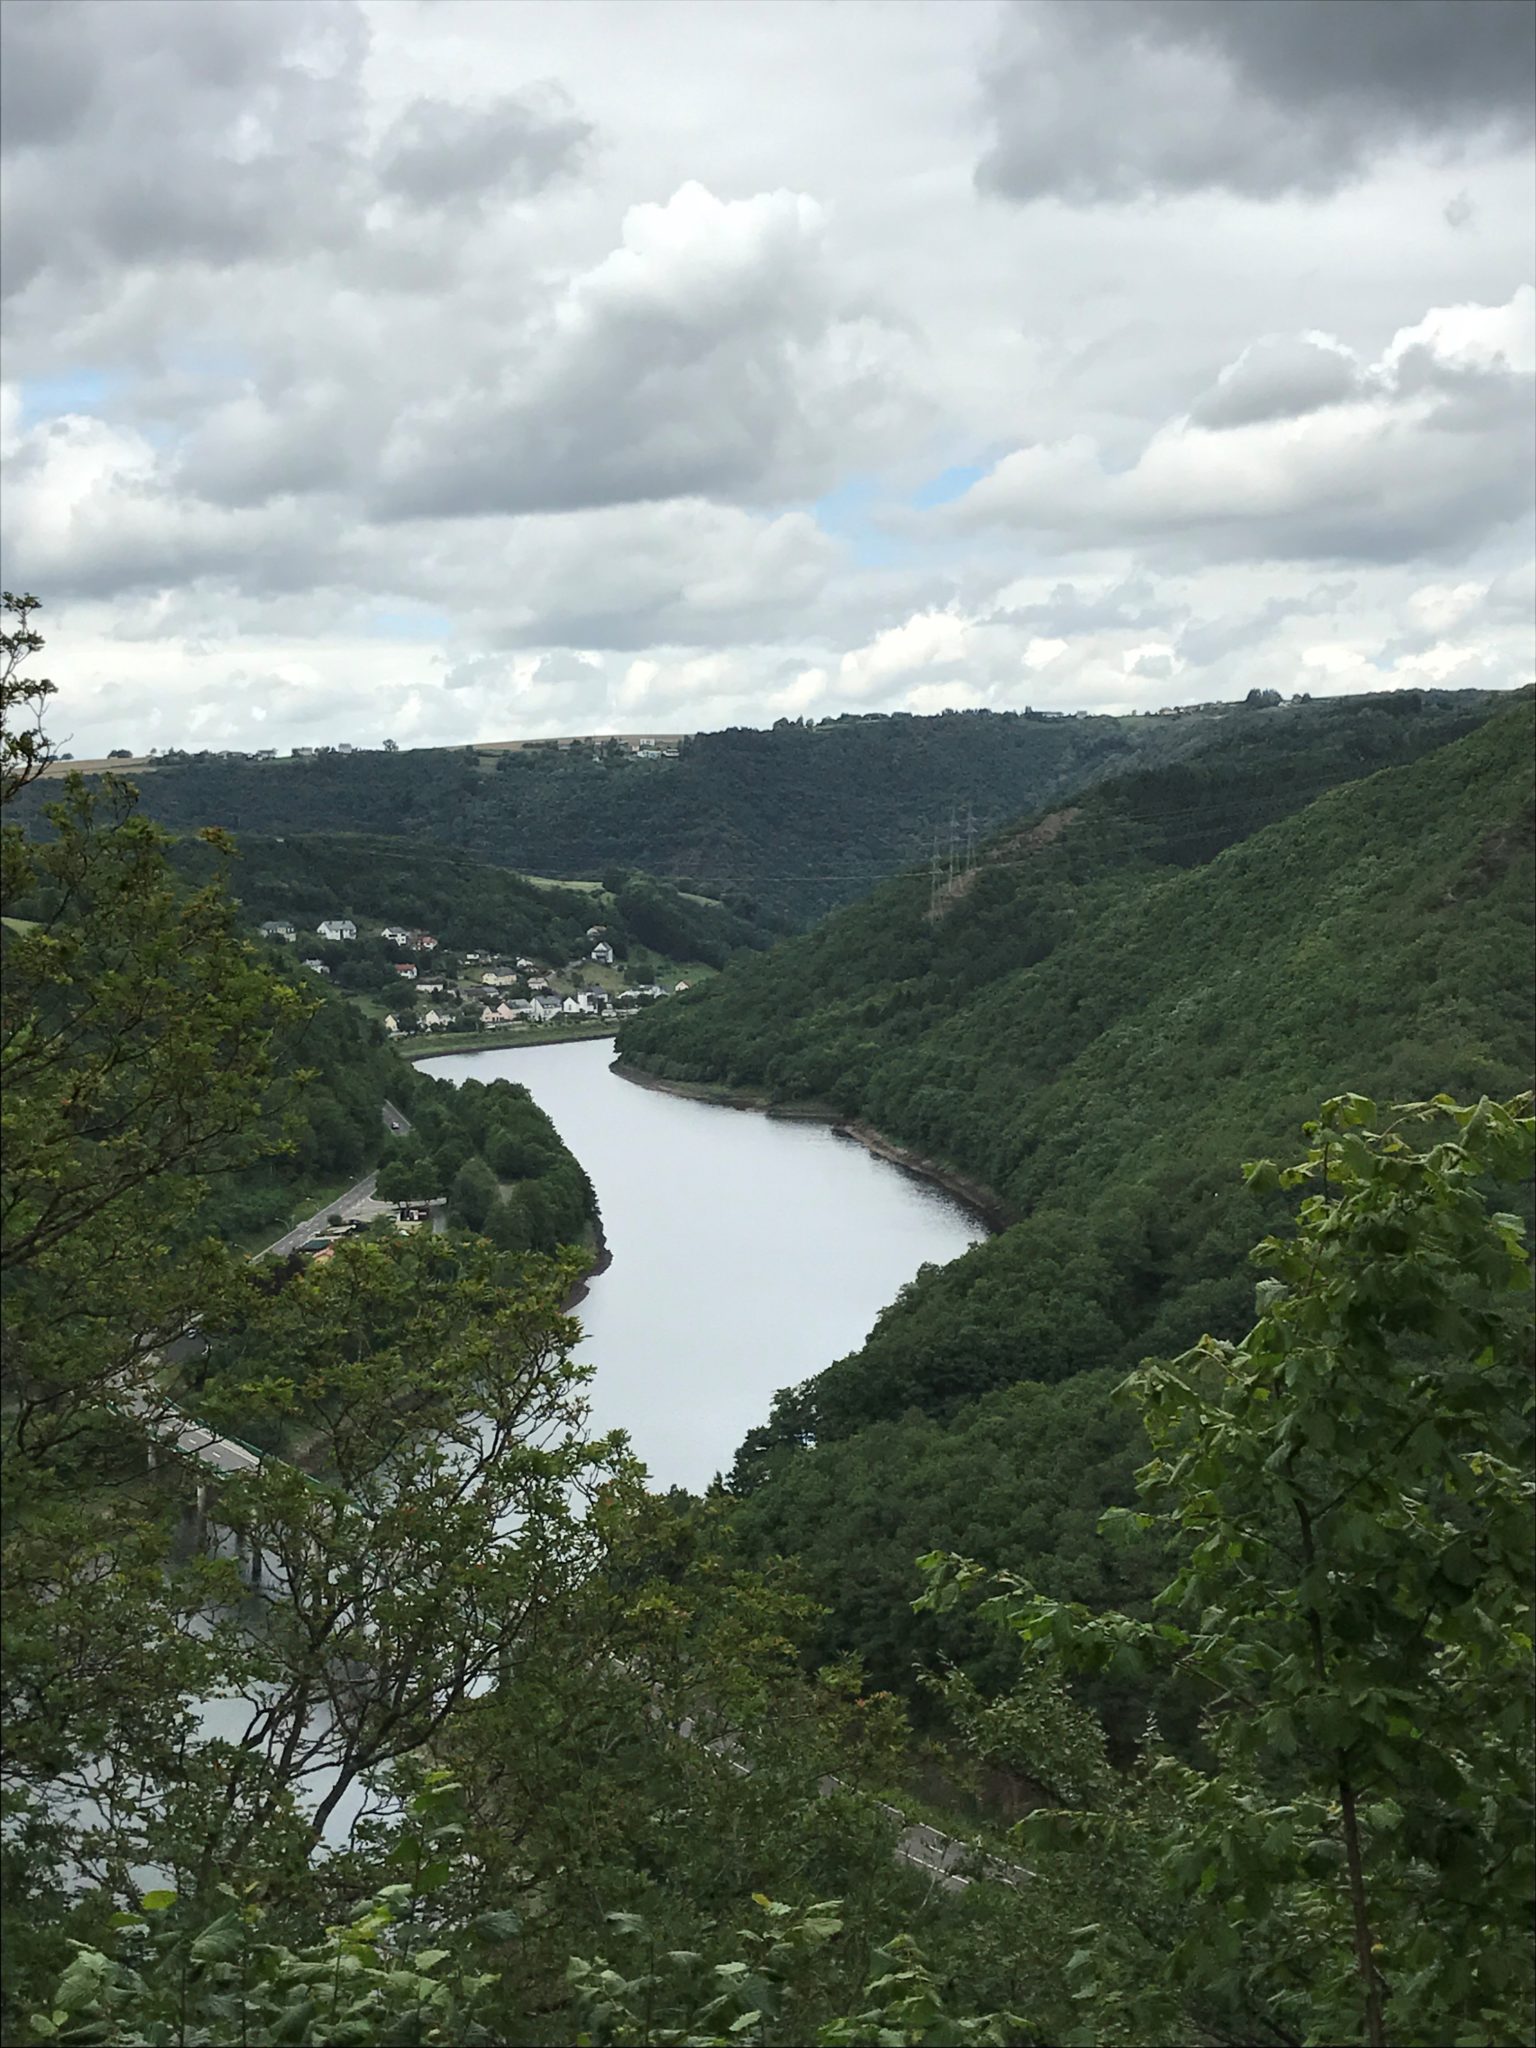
[421,1009,447,1030]
[515,957,535,971]
[393,962,417,980]
[317,918,357,941]
[381,925,413,946]
[383,1014,401,1035]
[585,925,608,940]
[258,919,295,941]
[529,993,563,1024]
[591,940,615,965]
[674,980,691,993]
[562,995,583,1016]
[301,958,330,976]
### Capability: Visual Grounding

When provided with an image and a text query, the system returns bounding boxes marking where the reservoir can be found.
[418,1039,984,1491]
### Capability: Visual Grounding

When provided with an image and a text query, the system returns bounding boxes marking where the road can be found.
[257,1100,413,1260]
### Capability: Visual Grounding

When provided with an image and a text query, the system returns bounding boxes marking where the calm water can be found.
[419,1039,984,1491]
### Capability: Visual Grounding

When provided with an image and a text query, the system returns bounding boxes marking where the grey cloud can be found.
[1190,335,1362,430]
[986,575,1176,636]
[372,186,921,519]
[377,89,591,208]
[1444,190,1475,229]
[529,651,605,689]
[954,294,1536,567]
[0,1,597,308]
[1,0,370,298]
[978,0,1536,205]
[1178,584,1356,667]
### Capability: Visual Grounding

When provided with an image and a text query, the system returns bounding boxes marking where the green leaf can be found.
[468,1910,522,1942]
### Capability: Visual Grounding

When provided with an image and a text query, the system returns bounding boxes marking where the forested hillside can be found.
[40,691,1503,924]
[167,831,783,966]
[617,693,1536,1695]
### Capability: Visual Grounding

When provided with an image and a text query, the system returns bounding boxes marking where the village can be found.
[254,912,694,1038]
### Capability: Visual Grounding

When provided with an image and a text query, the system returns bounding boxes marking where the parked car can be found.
[299,1237,331,1255]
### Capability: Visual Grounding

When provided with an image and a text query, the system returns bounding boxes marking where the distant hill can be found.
[615,692,1535,1698]
[40,693,1507,925]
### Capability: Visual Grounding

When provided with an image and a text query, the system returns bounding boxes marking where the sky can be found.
[1,0,1532,757]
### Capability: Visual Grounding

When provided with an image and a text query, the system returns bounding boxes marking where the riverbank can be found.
[608,1058,1012,1232]
[398,1020,618,1060]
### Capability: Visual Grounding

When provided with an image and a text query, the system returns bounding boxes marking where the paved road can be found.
[258,1101,414,1260]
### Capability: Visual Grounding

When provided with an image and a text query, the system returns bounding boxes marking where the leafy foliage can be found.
[919,1094,1536,2047]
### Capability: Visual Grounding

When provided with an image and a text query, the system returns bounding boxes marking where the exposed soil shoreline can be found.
[563,1214,613,1313]
[609,1058,1012,1234]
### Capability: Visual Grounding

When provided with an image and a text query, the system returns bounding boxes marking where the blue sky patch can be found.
[19,371,115,426]
[369,608,454,641]
[910,462,987,508]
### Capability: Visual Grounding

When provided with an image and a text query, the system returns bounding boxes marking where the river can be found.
[418,1039,984,1491]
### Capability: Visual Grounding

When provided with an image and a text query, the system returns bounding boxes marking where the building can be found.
[393,963,418,979]
[591,940,615,966]
[381,925,413,946]
[301,958,330,976]
[413,932,439,952]
[258,919,296,941]
[316,918,357,941]
[383,1014,401,1035]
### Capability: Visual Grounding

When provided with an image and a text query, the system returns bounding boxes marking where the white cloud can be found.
[0,1,1530,755]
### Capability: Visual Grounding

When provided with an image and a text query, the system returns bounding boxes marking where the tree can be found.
[107,747,133,758]
[2,591,56,801]
[921,1092,1535,2048]
[449,1155,499,1233]
[381,737,398,752]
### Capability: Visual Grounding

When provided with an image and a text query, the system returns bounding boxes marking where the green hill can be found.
[45,691,1504,925]
[166,830,780,970]
[616,693,1535,1697]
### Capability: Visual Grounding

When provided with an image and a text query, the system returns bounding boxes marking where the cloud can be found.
[1189,333,1362,429]
[977,0,1536,205]
[0,1,371,300]
[376,86,591,208]
[0,0,1529,758]
[372,182,922,518]
[954,289,1536,563]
